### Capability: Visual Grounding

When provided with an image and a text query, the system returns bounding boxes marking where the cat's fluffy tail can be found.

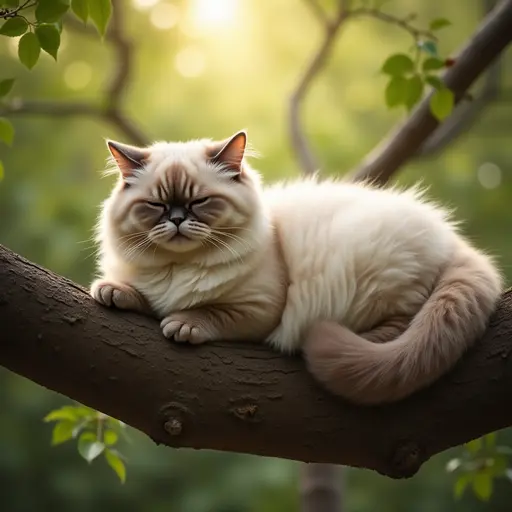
[303,242,503,405]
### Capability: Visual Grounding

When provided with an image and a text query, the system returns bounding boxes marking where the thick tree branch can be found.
[416,59,501,157]
[2,243,512,479]
[351,0,512,185]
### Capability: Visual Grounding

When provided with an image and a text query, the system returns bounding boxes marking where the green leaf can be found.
[71,0,89,23]
[385,76,408,108]
[0,17,28,37]
[0,117,14,146]
[35,24,60,60]
[405,75,423,110]
[381,53,414,76]
[78,432,105,462]
[472,472,493,501]
[44,406,81,422]
[104,430,118,446]
[466,438,483,453]
[485,432,497,449]
[489,455,507,476]
[51,420,75,445]
[89,0,112,36]
[425,75,443,90]
[18,32,41,69]
[430,87,454,121]
[35,0,69,23]
[418,40,438,57]
[0,160,4,182]
[497,445,512,456]
[422,57,445,72]
[454,473,471,499]
[105,449,126,483]
[3,0,20,7]
[429,18,452,31]
[0,78,15,97]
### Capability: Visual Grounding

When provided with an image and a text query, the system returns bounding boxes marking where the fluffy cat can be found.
[91,131,503,405]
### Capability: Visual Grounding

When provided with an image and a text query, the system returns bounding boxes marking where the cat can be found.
[91,130,503,405]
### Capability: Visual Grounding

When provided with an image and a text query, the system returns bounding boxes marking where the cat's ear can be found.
[208,131,247,178]
[107,140,149,179]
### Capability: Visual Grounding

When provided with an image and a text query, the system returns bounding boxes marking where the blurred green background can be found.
[1,0,512,510]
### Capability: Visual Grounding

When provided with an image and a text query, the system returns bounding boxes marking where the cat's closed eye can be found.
[189,197,210,207]
[146,201,166,209]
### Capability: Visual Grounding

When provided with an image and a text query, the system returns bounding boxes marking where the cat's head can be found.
[100,131,265,263]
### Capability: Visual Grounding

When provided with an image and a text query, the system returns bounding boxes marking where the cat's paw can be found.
[90,279,147,312]
[160,313,213,345]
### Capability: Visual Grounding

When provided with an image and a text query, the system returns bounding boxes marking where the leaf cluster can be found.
[44,403,128,483]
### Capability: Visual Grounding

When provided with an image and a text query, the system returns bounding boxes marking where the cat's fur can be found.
[91,131,503,405]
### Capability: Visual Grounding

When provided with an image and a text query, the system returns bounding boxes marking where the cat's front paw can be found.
[160,313,214,345]
[90,279,147,312]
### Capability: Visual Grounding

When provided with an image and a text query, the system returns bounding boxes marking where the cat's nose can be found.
[169,207,186,226]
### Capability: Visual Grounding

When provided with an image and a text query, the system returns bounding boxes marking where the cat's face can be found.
[103,131,261,259]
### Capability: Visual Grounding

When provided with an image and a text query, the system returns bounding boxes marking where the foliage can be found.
[447,433,512,502]
[44,403,128,483]
[0,0,111,175]
[380,15,455,120]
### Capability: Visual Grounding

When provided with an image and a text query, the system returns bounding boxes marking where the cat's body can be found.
[92,131,503,405]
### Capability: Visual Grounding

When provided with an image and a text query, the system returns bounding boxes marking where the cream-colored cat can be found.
[91,131,502,405]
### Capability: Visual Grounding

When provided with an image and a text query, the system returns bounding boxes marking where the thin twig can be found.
[289,3,350,175]
[104,0,132,108]
[350,8,437,41]
[0,100,149,145]
[289,1,438,175]
[303,0,330,29]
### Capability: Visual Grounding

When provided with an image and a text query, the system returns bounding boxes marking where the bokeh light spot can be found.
[174,47,205,78]
[150,2,180,30]
[63,61,93,90]
[477,162,502,189]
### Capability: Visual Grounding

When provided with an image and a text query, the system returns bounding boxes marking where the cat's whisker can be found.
[123,236,153,262]
[209,229,252,252]
[117,232,149,252]
[206,234,243,264]
[203,236,234,267]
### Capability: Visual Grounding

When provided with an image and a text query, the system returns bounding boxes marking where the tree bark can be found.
[1,244,512,479]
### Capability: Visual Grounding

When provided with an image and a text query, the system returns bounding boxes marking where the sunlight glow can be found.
[175,46,205,78]
[150,2,180,30]
[190,0,238,29]
[132,0,159,10]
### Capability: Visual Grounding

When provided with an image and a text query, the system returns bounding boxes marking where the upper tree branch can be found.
[2,244,512,478]
[0,99,149,146]
[416,0,501,158]
[291,0,511,180]
[289,2,350,175]
[0,2,149,147]
[351,0,512,185]
[289,1,438,175]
